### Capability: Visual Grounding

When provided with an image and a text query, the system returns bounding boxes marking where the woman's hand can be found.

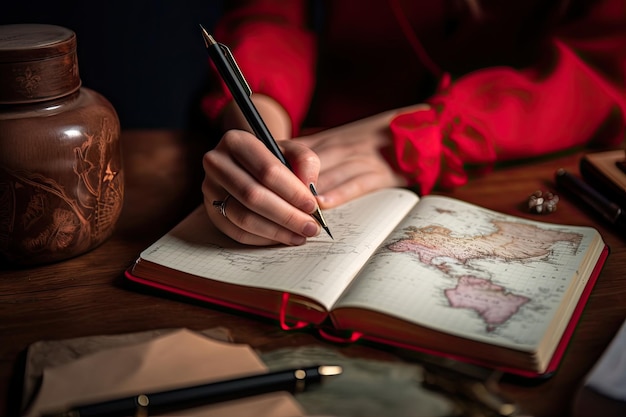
[296,105,428,208]
[202,129,322,246]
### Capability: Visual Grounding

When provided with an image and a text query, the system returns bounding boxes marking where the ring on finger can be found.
[212,194,231,218]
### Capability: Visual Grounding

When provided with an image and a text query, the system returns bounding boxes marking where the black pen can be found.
[43,365,343,417]
[200,25,333,239]
[555,168,626,231]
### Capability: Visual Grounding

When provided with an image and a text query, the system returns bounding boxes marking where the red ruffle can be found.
[390,41,625,195]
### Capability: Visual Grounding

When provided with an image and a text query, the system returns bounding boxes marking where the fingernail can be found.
[302,221,320,237]
[302,199,317,214]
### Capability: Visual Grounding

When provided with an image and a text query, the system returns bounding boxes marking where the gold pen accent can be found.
[318,365,343,377]
[293,365,343,392]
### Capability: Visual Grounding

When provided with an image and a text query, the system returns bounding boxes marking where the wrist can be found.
[221,94,292,140]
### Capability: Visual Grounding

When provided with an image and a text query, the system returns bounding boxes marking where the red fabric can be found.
[393,39,626,193]
[203,0,626,194]
[203,1,316,131]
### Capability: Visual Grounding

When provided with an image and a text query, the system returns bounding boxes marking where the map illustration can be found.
[388,220,583,332]
[331,193,599,348]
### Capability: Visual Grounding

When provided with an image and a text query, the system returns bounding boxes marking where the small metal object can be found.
[135,395,149,417]
[212,195,231,218]
[528,190,559,214]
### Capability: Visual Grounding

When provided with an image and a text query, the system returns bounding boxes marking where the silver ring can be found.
[212,194,231,218]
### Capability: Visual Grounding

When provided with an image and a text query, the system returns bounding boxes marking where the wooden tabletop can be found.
[1,131,625,417]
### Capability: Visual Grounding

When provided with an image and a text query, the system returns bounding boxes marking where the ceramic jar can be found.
[0,24,123,266]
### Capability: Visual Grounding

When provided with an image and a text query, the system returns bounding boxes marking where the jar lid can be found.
[0,24,81,103]
[0,24,76,62]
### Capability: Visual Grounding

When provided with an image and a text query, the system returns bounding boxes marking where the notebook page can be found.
[139,188,419,310]
[333,195,602,351]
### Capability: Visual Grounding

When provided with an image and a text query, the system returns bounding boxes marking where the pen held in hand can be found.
[200,25,333,239]
[43,365,343,417]
[555,168,626,232]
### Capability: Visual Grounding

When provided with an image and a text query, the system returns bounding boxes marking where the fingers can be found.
[295,115,408,208]
[315,157,406,208]
[202,130,322,246]
[204,193,317,246]
[213,131,319,214]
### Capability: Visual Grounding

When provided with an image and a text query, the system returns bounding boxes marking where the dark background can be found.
[1,1,224,131]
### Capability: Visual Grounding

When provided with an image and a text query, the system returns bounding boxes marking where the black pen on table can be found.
[43,365,343,417]
[555,168,626,231]
[200,25,333,239]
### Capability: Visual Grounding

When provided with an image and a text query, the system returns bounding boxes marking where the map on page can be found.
[388,219,582,331]
[337,196,595,348]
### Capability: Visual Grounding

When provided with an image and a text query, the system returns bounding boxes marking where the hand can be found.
[296,105,429,208]
[202,129,322,246]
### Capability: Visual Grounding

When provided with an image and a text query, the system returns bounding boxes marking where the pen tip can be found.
[198,24,215,47]
[311,208,333,239]
[308,184,333,239]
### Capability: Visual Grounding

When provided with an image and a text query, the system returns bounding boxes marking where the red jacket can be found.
[203,0,626,194]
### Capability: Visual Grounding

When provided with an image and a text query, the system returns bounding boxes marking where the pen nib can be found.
[309,184,333,239]
[199,24,215,47]
[312,208,333,239]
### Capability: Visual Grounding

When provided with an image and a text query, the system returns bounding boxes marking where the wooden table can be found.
[2,131,625,417]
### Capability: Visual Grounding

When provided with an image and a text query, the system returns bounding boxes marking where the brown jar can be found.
[0,24,123,266]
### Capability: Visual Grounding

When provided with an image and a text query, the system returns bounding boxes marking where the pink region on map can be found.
[388,222,582,265]
[386,220,581,330]
[445,275,530,331]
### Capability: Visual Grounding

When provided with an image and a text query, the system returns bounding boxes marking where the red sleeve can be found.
[201,0,316,136]
[391,0,626,195]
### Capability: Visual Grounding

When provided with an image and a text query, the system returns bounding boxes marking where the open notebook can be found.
[126,188,608,378]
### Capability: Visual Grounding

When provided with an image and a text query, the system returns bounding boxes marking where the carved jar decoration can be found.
[0,24,123,266]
